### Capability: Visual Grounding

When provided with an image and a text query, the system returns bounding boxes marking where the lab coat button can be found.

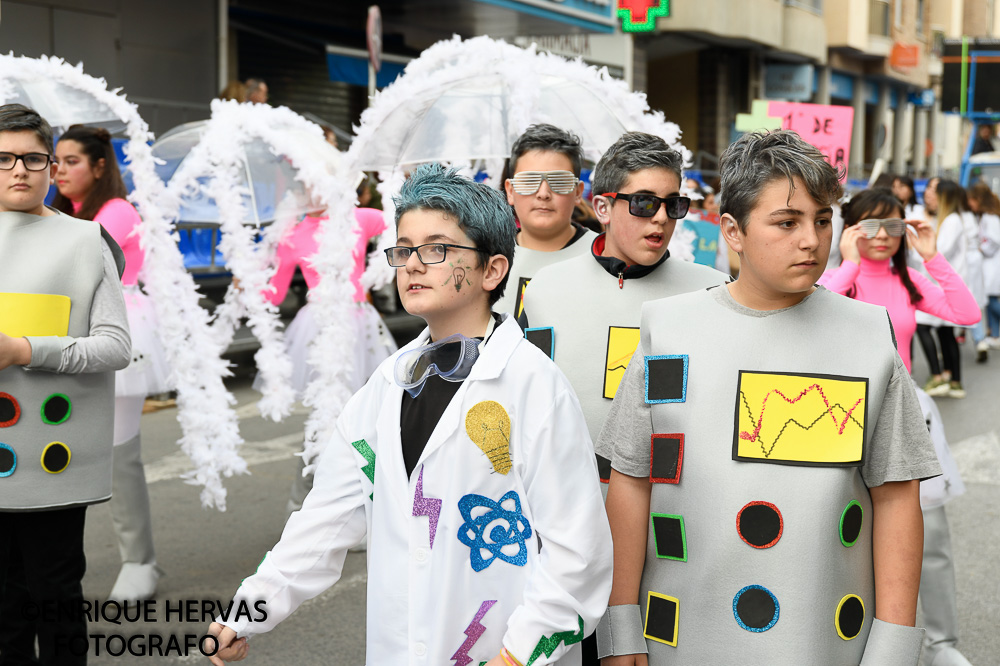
[415,548,428,562]
[414,642,426,656]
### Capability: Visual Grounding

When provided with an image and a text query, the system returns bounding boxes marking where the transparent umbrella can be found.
[0,77,124,133]
[356,72,631,171]
[150,120,340,224]
[350,36,682,172]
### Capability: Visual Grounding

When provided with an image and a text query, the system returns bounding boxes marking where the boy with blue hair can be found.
[209,163,612,665]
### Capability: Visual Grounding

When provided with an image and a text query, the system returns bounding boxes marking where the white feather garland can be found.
[0,54,244,510]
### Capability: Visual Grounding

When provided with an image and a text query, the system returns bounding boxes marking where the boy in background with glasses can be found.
[209,163,612,666]
[518,131,724,665]
[597,131,939,666]
[495,124,597,318]
[0,104,130,665]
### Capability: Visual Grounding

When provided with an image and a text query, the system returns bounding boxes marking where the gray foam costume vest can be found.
[636,287,898,664]
[522,253,724,479]
[494,228,596,318]
[0,211,123,511]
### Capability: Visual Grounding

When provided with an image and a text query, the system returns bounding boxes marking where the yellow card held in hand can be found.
[0,293,71,337]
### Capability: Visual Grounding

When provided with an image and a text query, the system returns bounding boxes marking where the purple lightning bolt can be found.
[412,465,442,549]
[451,600,497,666]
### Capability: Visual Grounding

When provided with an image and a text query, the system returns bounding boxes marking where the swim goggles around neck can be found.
[394,334,481,398]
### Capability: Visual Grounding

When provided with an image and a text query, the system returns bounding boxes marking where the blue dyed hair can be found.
[394,163,517,305]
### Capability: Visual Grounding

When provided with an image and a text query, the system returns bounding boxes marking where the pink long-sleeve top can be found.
[75,198,144,286]
[266,207,387,306]
[819,253,981,372]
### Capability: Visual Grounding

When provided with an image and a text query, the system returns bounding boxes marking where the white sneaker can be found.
[109,562,162,602]
[988,337,1000,349]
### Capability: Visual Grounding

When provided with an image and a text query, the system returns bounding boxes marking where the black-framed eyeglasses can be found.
[0,152,53,171]
[600,192,691,219]
[384,243,481,267]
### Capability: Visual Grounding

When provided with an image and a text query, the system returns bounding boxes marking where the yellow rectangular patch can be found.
[0,293,71,337]
[604,326,640,399]
[733,371,867,466]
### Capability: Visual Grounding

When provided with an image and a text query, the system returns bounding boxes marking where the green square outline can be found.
[650,512,687,562]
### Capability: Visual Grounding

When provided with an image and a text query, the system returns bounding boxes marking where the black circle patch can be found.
[737,501,783,549]
[836,594,865,640]
[41,394,71,425]
[840,500,863,547]
[0,393,19,427]
[0,443,15,477]
[41,442,71,474]
[733,585,779,632]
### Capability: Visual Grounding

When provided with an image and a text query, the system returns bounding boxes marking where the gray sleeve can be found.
[860,355,942,487]
[25,240,131,374]
[595,347,653,479]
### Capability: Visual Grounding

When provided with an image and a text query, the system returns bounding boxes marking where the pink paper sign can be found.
[768,101,854,182]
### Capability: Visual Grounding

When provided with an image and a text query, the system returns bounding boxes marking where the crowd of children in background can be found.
[2,99,993,666]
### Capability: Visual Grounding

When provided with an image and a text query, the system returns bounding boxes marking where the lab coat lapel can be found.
[411,315,522,470]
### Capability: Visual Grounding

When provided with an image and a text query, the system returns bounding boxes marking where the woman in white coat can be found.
[931,180,983,396]
[967,182,1000,350]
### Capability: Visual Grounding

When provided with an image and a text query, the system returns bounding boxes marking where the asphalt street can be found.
[77,338,1000,665]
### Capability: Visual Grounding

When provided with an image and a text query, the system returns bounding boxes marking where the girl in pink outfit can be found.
[53,125,169,603]
[261,206,397,517]
[819,188,978,666]
[262,207,397,398]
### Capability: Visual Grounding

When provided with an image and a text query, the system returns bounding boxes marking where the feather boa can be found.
[0,54,244,509]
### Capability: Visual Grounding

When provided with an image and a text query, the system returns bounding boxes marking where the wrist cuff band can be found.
[859,618,924,666]
[596,604,648,658]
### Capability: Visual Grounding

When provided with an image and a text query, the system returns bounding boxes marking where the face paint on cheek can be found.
[452,266,467,291]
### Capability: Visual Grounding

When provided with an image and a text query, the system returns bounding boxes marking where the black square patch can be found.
[644,592,679,647]
[651,513,687,561]
[596,454,611,483]
[644,355,688,404]
[524,327,554,360]
[650,434,683,484]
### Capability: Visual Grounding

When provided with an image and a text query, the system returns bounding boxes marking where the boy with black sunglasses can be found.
[496,124,596,318]
[521,131,724,485]
[597,131,939,666]
[519,132,724,664]
[208,164,612,666]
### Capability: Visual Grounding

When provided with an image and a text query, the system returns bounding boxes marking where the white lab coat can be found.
[938,211,985,305]
[221,315,613,665]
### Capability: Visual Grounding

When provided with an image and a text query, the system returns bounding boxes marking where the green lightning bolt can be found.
[527,615,584,665]
[351,438,376,500]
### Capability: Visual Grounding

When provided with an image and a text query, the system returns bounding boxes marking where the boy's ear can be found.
[503,178,516,206]
[592,194,612,226]
[720,213,743,254]
[481,254,509,294]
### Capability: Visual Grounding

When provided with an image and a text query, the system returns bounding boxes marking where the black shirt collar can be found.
[591,233,670,281]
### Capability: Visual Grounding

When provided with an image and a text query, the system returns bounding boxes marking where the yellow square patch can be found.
[604,326,640,399]
[0,293,71,337]
[733,371,867,466]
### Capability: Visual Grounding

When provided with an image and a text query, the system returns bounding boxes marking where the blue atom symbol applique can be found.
[457,490,533,572]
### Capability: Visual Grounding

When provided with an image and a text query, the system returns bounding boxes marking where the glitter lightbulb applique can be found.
[465,401,512,475]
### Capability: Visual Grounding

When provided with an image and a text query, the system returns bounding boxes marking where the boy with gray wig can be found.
[596,130,939,666]
[209,163,612,666]
[521,131,724,664]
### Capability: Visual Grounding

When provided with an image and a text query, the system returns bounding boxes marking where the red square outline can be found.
[650,433,683,484]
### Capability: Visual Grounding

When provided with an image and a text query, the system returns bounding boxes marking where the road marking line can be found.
[145,432,305,484]
[950,430,1000,486]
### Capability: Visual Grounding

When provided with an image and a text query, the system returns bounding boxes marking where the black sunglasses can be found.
[600,192,691,219]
